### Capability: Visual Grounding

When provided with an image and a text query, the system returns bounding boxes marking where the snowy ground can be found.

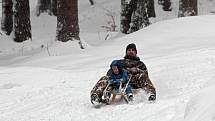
[1,0,215,121]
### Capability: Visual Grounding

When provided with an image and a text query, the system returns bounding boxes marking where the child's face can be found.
[112,66,119,74]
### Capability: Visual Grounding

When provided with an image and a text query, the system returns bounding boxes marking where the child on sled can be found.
[103,60,133,104]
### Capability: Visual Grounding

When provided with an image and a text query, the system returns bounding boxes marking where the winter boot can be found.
[101,98,110,105]
[102,91,111,105]
[91,93,101,104]
[127,93,134,101]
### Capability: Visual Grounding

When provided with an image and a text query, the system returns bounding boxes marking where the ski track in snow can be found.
[0,48,215,121]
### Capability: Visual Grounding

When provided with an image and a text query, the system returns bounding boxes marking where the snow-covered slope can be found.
[1,0,215,121]
[0,15,215,121]
[184,84,215,121]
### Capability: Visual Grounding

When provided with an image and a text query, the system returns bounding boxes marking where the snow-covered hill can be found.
[1,0,215,121]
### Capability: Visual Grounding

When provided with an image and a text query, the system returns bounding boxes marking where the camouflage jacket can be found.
[107,55,148,76]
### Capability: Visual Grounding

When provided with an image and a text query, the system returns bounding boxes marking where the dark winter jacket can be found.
[108,60,129,85]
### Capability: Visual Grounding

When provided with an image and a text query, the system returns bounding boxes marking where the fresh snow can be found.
[0,0,215,121]
[184,84,215,121]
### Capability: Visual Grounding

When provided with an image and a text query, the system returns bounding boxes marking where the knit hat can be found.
[126,43,137,54]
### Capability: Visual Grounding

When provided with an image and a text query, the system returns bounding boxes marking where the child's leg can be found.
[125,84,132,95]
[125,85,133,101]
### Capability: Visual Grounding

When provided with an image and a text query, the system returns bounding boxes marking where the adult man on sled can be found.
[90,43,156,104]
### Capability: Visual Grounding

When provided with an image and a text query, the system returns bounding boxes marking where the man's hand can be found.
[148,94,156,101]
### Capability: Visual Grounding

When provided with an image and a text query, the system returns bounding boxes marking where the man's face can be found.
[112,66,119,74]
[126,48,136,57]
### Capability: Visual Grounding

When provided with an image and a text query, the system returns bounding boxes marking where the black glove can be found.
[148,94,156,101]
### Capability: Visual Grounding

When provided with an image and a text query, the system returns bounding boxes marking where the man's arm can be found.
[128,61,148,75]
[138,61,147,71]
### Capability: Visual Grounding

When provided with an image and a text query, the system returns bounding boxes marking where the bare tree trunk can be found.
[13,0,32,42]
[57,0,79,42]
[178,0,198,17]
[1,0,13,35]
[57,0,84,49]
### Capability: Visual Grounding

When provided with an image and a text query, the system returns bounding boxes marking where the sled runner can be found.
[102,75,133,104]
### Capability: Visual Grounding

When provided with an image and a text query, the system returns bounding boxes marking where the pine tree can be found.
[13,0,32,42]
[56,0,84,49]
[120,0,153,34]
[89,0,94,5]
[178,0,198,17]
[146,0,156,17]
[120,0,136,34]
[36,0,52,16]
[158,0,172,11]
[51,0,57,16]
[163,0,172,11]
[1,0,13,35]
[36,0,57,16]
[128,0,150,33]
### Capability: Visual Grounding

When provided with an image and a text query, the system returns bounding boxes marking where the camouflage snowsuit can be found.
[90,56,156,102]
